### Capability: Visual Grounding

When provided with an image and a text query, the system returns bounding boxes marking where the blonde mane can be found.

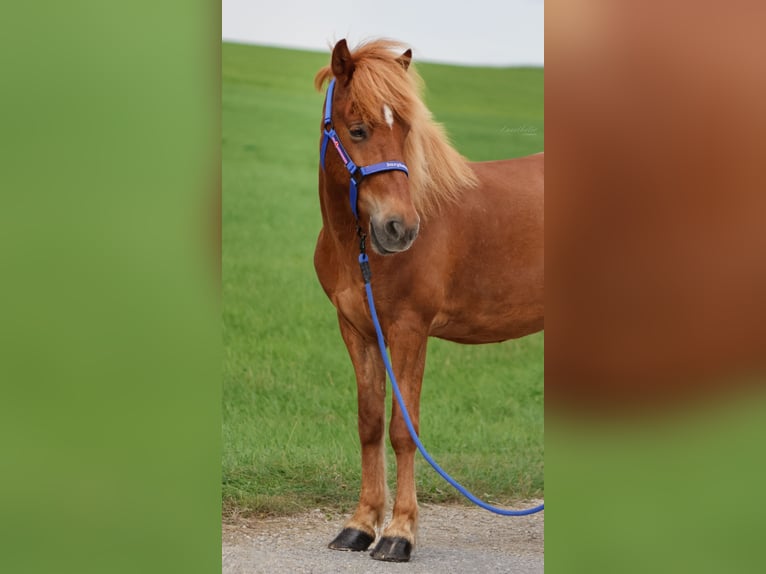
[314,39,478,218]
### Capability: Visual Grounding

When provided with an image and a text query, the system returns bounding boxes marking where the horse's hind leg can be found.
[370,326,428,563]
[328,314,387,552]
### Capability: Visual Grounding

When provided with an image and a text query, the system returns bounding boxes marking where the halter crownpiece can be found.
[320,78,409,221]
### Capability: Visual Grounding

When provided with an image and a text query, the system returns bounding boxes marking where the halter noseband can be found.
[320,78,409,221]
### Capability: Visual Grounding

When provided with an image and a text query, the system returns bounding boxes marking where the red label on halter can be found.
[332,137,348,164]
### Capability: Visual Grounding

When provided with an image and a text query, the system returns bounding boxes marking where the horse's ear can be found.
[397,49,412,71]
[331,39,355,85]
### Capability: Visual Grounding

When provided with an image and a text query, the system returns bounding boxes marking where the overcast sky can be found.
[222,0,544,66]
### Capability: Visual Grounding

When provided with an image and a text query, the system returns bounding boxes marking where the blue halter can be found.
[320,78,409,221]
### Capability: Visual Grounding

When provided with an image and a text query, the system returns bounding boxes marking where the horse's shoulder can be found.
[314,228,339,296]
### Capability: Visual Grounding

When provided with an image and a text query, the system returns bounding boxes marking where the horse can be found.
[313,39,544,562]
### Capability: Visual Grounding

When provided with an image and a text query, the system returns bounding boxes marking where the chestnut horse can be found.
[314,39,543,562]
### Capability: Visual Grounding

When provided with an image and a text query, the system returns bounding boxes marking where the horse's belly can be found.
[430,305,543,344]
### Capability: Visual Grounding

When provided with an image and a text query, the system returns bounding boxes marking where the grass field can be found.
[222,41,544,516]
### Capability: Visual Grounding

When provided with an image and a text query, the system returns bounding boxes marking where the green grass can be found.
[222,41,544,516]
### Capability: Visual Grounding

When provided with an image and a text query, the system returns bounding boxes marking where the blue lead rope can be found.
[358,254,544,516]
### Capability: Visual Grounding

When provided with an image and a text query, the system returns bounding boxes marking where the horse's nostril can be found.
[385,219,405,240]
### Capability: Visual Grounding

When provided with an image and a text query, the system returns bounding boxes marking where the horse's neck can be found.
[318,175,360,251]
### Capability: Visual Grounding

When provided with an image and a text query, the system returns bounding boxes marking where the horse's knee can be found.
[359,421,384,447]
[358,408,385,446]
[389,418,417,454]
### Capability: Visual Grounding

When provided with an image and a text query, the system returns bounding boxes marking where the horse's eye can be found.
[349,126,367,141]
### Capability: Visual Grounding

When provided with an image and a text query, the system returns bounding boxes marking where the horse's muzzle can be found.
[370,216,420,255]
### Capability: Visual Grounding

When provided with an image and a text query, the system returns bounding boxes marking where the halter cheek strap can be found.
[320,78,409,221]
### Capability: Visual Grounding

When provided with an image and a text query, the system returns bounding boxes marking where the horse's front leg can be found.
[328,313,387,552]
[371,324,428,563]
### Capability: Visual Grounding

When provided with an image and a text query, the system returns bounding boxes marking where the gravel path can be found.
[223,502,544,573]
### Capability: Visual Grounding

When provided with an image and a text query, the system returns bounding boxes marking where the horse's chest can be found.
[334,286,372,328]
[320,271,371,330]
[315,238,372,330]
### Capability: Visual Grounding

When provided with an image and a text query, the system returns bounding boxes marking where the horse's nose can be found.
[385,218,419,244]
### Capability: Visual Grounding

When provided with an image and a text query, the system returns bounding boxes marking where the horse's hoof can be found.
[370,536,413,562]
[328,528,375,551]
